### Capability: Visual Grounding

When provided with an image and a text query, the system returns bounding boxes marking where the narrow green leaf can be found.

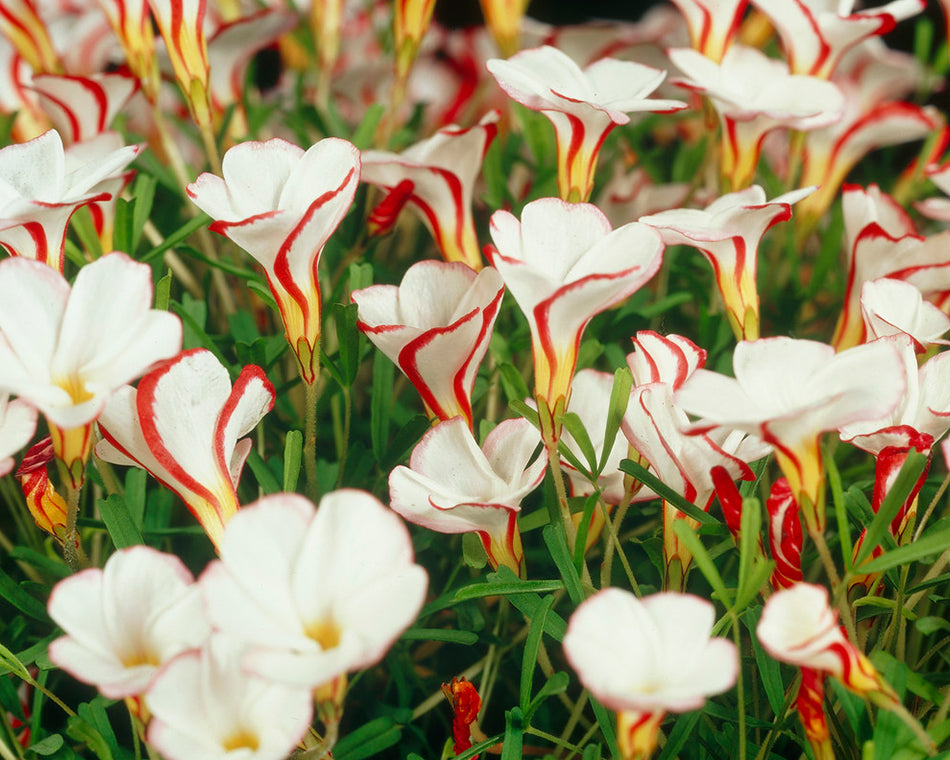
[743,607,786,717]
[124,467,147,529]
[78,700,120,760]
[860,524,950,575]
[450,579,564,603]
[825,449,853,566]
[526,671,570,720]
[70,206,103,259]
[0,566,50,621]
[542,524,585,604]
[0,641,30,680]
[499,363,531,405]
[283,430,303,492]
[598,368,632,475]
[371,352,394,462]
[154,268,173,311]
[141,215,212,263]
[400,628,478,645]
[559,412,597,476]
[111,197,134,254]
[619,458,717,525]
[582,743,602,760]
[520,594,555,711]
[588,696,619,758]
[672,520,733,606]
[657,711,703,760]
[130,173,157,253]
[66,715,113,760]
[28,734,64,755]
[245,449,282,494]
[97,494,144,549]
[500,708,524,760]
[348,261,373,292]
[349,103,385,150]
[333,302,361,386]
[735,497,770,610]
[854,450,928,566]
[572,492,600,573]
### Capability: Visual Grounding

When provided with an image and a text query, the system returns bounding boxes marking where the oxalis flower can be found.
[0,393,36,478]
[199,491,428,717]
[564,589,738,760]
[361,111,498,270]
[0,253,181,491]
[47,545,210,700]
[95,349,275,552]
[486,198,664,421]
[0,129,142,272]
[352,261,504,428]
[640,185,814,340]
[487,45,686,202]
[188,137,360,385]
[675,337,905,534]
[389,416,547,577]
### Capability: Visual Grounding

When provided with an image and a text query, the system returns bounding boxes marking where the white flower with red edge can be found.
[29,73,137,144]
[675,337,905,533]
[95,348,275,552]
[0,130,141,272]
[199,491,428,693]
[487,45,686,202]
[351,261,503,428]
[0,253,181,486]
[389,416,546,577]
[641,185,814,339]
[47,545,210,699]
[860,278,950,349]
[361,111,499,270]
[917,159,950,223]
[187,137,360,384]
[486,198,664,412]
[564,589,738,760]
[668,0,748,61]
[0,393,36,478]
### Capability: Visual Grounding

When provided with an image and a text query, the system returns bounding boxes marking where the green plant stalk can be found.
[305,377,321,502]
[810,525,858,643]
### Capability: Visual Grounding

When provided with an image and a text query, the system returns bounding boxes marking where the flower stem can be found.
[808,525,856,642]
[305,378,320,503]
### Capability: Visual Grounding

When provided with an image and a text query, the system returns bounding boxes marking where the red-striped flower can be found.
[487,46,685,202]
[96,349,275,551]
[187,137,360,384]
[147,0,211,124]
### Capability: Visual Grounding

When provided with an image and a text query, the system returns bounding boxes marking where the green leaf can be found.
[66,715,113,760]
[520,594,555,711]
[500,708,524,760]
[599,368,632,475]
[154,268,173,311]
[542,524,585,605]
[559,412,597,476]
[70,206,103,259]
[77,700,120,760]
[349,104,385,150]
[572,492,600,572]
[657,710,703,760]
[97,494,144,549]
[0,641,30,680]
[672,520,733,606]
[112,197,134,254]
[854,450,929,567]
[499,363,530,405]
[28,734,65,755]
[245,449,282,494]
[282,430,303,492]
[0,566,50,622]
[743,606,786,717]
[334,717,402,760]
[826,449,853,565]
[400,627,478,645]
[141,215,212,263]
[371,352,395,463]
[130,173,157,253]
[619,458,717,525]
[588,696,619,758]
[860,524,950,575]
[525,671,569,721]
[450,579,564,603]
[333,302,361,386]
[461,532,488,569]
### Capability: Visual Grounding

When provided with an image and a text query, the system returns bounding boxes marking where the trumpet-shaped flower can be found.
[145,636,313,760]
[16,439,69,545]
[669,0,748,61]
[96,349,275,551]
[0,130,141,272]
[187,137,360,384]
[0,253,181,487]
[0,393,36,478]
[96,0,160,100]
[486,198,664,412]
[749,0,925,79]
[30,73,137,144]
[394,0,437,79]
[147,0,211,125]
[756,583,895,699]
[641,185,814,339]
[352,261,503,428]
[627,330,707,390]
[389,416,546,576]
[832,184,950,350]
[860,278,950,349]
[487,46,686,201]
[361,111,498,270]
[0,0,59,74]
[676,337,905,532]
[200,491,428,693]
[564,589,738,759]
[47,545,210,699]
[479,0,529,55]
[669,45,844,189]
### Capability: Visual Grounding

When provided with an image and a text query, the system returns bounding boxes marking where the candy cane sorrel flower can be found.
[675,337,905,534]
[486,198,664,417]
[389,416,547,577]
[0,253,182,490]
[352,261,503,428]
[564,589,738,760]
[487,45,686,202]
[47,545,210,699]
[96,349,275,551]
[360,111,498,270]
[0,393,36,478]
[199,491,428,710]
[187,137,360,384]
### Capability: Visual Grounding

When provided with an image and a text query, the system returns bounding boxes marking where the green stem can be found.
[305,379,320,502]
[809,525,857,643]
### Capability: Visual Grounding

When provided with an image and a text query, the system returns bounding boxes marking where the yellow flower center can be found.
[305,619,342,651]
[120,650,160,668]
[55,374,93,404]
[222,731,260,752]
